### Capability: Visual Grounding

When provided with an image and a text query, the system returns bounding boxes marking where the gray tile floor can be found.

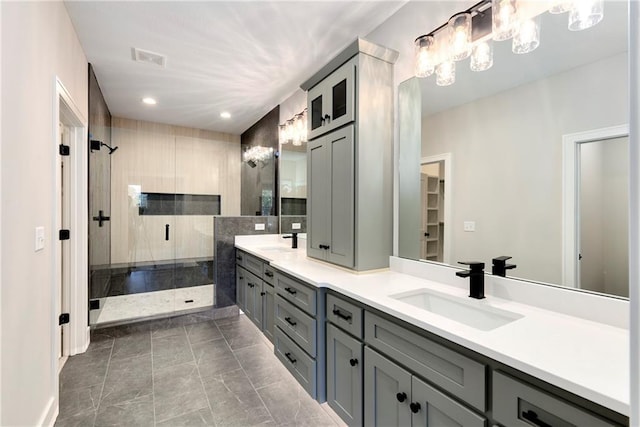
[56,311,342,427]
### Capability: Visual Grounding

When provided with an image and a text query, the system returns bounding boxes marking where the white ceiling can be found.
[65,1,406,135]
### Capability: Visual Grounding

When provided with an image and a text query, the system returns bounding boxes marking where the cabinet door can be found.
[307,57,356,141]
[236,266,246,311]
[411,376,486,427]
[307,136,331,260]
[327,125,354,268]
[364,347,412,427]
[244,271,261,326]
[327,324,363,427]
[263,282,275,343]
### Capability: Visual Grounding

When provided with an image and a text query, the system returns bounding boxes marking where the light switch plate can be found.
[254,223,266,231]
[35,226,45,251]
[463,221,476,232]
[291,223,301,230]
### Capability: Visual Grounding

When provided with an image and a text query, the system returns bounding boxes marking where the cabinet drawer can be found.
[275,295,316,357]
[274,327,316,398]
[242,252,264,278]
[492,371,620,427]
[263,264,275,285]
[364,311,486,411]
[274,271,316,316]
[235,249,246,268]
[327,293,362,338]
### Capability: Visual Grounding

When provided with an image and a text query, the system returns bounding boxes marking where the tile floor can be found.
[56,311,342,427]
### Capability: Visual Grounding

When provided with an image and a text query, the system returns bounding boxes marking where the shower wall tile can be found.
[213,216,278,308]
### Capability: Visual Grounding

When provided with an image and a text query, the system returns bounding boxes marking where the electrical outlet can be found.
[291,223,301,230]
[463,221,476,232]
[254,223,265,231]
[35,226,45,251]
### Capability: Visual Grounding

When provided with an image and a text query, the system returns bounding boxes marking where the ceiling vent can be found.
[131,47,167,68]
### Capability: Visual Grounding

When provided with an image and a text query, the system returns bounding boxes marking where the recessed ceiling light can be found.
[220,112,231,119]
[142,97,157,105]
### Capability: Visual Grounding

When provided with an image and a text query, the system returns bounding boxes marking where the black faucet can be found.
[492,256,517,277]
[455,261,485,299]
[283,232,298,249]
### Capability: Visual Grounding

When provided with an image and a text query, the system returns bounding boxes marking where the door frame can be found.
[420,153,452,265]
[53,77,89,364]
[561,124,629,288]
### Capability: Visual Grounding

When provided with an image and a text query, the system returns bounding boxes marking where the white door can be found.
[58,122,71,371]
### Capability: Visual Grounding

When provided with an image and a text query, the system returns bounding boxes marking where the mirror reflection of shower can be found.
[90,139,119,155]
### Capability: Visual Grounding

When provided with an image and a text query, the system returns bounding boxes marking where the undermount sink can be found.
[389,288,523,331]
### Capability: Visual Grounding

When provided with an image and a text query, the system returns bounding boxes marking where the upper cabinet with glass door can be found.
[307,57,356,140]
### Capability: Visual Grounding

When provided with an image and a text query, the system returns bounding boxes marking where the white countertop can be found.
[235,234,629,416]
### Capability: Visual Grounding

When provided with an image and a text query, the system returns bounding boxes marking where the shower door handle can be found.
[165,224,170,241]
[92,210,110,227]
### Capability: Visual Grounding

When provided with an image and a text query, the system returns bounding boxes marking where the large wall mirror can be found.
[279,142,307,233]
[399,1,629,298]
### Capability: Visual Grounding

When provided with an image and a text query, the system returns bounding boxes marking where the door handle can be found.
[92,210,110,227]
[165,224,170,241]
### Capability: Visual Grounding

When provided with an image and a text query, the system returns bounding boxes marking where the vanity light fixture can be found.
[568,0,604,31]
[243,146,273,168]
[449,12,472,61]
[492,0,518,41]
[470,40,493,71]
[436,60,456,86]
[142,97,157,105]
[414,34,438,77]
[279,109,307,146]
[512,15,540,54]
[548,0,573,14]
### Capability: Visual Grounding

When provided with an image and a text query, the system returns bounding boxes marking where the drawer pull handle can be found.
[285,352,297,364]
[236,256,243,261]
[284,317,297,326]
[396,392,407,403]
[284,287,297,295]
[260,291,266,296]
[265,271,274,278]
[349,358,358,367]
[521,410,552,427]
[319,244,330,250]
[410,402,421,414]
[248,283,255,288]
[332,308,352,322]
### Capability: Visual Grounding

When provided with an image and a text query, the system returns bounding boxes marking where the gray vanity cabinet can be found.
[307,125,354,268]
[326,323,363,426]
[235,250,274,338]
[243,270,263,330]
[302,38,397,272]
[235,267,246,312]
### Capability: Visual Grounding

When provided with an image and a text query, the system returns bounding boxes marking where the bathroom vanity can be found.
[235,234,629,427]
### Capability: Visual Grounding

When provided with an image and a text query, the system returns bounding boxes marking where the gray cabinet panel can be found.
[364,312,486,411]
[275,294,317,357]
[263,282,275,343]
[364,347,412,427]
[492,371,620,427]
[327,293,363,339]
[327,126,355,268]
[327,324,363,426]
[308,136,331,260]
[243,252,264,278]
[274,272,317,316]
[411,376,486,427]
[274,327,317,398]
[235,250,246,268]
[236,266,246,311]
[244,270,263,329]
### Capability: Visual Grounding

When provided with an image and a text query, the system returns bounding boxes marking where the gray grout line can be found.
[93,336,115,427]
[186,322,219,427]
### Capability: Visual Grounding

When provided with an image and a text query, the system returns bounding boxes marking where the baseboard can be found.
[38,395,58,427]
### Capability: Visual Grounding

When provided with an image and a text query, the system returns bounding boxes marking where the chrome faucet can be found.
[455,261,485,299]
[283,232,298,249]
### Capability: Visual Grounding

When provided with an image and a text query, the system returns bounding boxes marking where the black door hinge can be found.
[59,229,70,240]
[59,313,70,325]
[59,144,70,156]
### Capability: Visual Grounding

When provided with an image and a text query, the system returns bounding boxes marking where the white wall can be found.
[422,53,628,284]
[110,117,241,264]
[1,1,88,425]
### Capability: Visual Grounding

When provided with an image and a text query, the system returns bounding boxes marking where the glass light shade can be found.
[470,40,493,72]
[448,13,472,61]
[492,0,518,41]
[512,16,540,54]
[436,60,456,86]
[568,0,603,31]
[293,114,305,146]
[415,35,437,78]
[549,0,573,14]
[279,124,288,145]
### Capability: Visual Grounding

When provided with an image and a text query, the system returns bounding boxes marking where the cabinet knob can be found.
[324,114,331,123]
[410,402,421,414]
[260,291,266,296]
[396,392,407,403]
[349,358,358,367]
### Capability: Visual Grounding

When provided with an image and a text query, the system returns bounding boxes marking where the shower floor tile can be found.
[97,285,214,326]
